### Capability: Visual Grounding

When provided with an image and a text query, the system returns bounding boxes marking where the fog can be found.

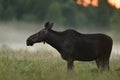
[0,22,120,55]
[0,22,40,49]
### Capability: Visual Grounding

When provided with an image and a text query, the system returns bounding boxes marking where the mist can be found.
[0,21,119,55]
[0,22,39,49]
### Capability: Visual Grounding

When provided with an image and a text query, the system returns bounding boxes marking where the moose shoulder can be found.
[26,22,113,71]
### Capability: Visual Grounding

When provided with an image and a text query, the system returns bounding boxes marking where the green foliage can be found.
[109,10,120,40]
[110,10,120,32]
[45,2,64,24]
[0,0,118,29]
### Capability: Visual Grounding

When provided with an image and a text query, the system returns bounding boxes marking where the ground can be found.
[0,46,120,80]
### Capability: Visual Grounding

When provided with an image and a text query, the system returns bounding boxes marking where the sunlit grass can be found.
[0,46,120,80]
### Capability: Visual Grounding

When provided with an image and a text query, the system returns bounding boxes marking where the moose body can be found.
[26,22,113,70]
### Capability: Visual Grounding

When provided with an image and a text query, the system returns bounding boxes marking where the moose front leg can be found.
[66,59,75,80]
[67,59,74,71]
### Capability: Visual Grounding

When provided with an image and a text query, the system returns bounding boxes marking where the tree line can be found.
[0,0,119,29]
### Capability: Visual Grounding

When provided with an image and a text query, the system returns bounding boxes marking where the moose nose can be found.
[26,40,30,46]
[26,39,33,46]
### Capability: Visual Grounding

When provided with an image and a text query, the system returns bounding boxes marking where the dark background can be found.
[0,0,120,48]
[0,0,119,29]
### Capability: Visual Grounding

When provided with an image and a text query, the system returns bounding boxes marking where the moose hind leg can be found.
[95,58,110,71]
[101,51,111,70]
[95,59,101,69]
[102,58,110,70]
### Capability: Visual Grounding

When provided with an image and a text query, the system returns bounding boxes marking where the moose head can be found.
[26,22,54,46]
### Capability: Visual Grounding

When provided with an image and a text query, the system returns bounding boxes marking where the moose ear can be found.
[44,21,54,30]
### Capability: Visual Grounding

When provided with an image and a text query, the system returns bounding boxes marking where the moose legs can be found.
[67,59,74,71]
[66,59,75,80]
[95,56,110,70]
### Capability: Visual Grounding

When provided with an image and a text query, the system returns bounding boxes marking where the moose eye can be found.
[38,30,44,35]
[37,29,47,35]
[38,31,41,34]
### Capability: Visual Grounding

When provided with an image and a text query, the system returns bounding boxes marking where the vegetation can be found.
[0,0,119,29]
[0,46,120,80]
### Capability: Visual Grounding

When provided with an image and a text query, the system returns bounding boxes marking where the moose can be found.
[26,22,113,71]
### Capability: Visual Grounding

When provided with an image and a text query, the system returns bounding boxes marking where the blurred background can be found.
[0,0,120,54]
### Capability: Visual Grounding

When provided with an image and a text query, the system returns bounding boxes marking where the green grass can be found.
[0,46,120,80]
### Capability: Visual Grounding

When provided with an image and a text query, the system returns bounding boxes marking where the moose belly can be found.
[60,41,101,61]
[74,48,99,61]
[60,49,99,61]
[75,53,98,61]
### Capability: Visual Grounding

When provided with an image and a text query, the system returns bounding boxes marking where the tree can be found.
[45,2,64,24]
[110,10,120,33]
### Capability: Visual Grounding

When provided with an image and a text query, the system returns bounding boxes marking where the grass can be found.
[0,46,120,80]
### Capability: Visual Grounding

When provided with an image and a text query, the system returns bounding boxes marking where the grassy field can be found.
[0,46,120,80]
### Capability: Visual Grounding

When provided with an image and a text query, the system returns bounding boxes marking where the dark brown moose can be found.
[26,22,113,71]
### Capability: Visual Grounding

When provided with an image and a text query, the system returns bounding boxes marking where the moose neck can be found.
[44,30,63,52]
